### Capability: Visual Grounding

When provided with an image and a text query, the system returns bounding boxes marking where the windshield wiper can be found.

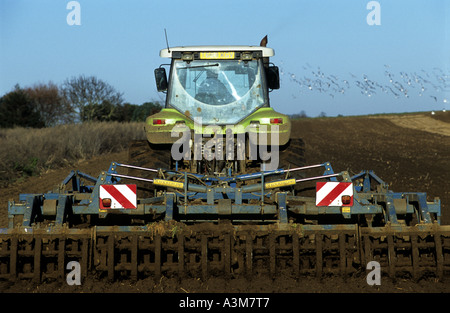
[178,63,219,70]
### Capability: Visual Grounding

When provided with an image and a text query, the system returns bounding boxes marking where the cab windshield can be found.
[168,59,267,125]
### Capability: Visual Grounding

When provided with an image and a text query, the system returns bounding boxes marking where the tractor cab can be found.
[154,46,280,125]
[147,44,289,174]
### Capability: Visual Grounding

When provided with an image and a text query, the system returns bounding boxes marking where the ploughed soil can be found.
[1,111,450,293]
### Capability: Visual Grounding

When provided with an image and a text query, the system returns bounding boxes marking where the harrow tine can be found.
[201,234,208,281]
[131,234,138,281]
[245,232,253,276]
[434,233,444,279]
[315,233,323,277]
[107,234,114,281]
[10,236,18,280]
[178,234,185,277]
[339,233,346,275]
[154,234,162,279]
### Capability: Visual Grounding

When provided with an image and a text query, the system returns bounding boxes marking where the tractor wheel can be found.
[278,138,306,173]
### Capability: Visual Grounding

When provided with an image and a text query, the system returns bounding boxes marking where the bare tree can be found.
[61,75,124,122]
[25,82,74,126]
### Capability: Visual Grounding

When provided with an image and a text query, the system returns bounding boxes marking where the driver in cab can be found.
[196,70,234,105]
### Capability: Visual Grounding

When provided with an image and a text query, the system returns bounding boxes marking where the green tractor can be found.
[130,38,304,178]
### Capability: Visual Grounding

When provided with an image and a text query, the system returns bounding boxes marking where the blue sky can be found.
[1,0,449,117]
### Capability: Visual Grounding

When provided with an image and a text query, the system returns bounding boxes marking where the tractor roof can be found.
[160,46,275,58]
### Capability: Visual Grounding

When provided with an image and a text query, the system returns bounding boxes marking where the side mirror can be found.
[266,66,280,90]
[154,67,168,92]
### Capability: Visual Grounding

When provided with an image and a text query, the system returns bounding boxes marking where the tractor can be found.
[130,37,304,178]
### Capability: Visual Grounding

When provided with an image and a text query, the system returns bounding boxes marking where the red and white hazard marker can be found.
[316,182,353,207]
[99,184,137,209]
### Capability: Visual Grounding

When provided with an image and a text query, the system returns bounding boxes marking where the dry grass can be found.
[0,122,146,186]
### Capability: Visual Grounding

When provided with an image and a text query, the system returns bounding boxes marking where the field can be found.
[1,111,450,293]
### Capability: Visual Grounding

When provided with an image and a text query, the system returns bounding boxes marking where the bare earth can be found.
[381,114,450,137]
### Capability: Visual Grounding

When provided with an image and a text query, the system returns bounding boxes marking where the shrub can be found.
[0,122,146,186]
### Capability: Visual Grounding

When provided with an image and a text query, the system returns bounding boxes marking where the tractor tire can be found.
[128,140,171,169]
[278,138,306,173]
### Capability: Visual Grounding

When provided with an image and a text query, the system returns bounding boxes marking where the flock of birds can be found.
[281,63,449,106]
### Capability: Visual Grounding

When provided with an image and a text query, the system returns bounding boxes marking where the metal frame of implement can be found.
[1,161,449,282]
[3,161,442,228]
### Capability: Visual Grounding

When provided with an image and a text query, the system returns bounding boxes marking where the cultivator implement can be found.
[1,161,450,281]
